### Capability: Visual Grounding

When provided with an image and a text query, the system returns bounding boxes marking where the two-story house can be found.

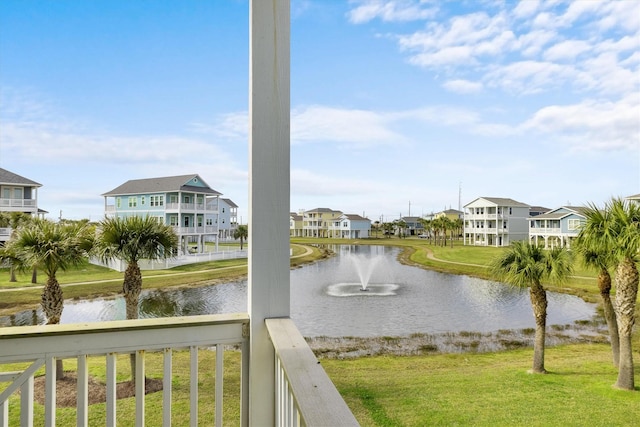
[529,206,587,249]
[102,174,222,254]
[0,168,46,243]
[328,214,371,239]
[218,198,239,240]
[463,197,530,246]
[289,212,304,237]
[302,208,342,238]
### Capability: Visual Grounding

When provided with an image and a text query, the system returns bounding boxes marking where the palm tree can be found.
[233,224,248,250]
[574,204,619,367]
[591,198,640,390]
[9,219,94,379]
[96,216,179,322]
[10,219,94,325]
[490,241,572,374]
[96,216,178,379]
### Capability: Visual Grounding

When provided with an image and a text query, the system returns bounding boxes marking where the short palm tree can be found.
[574,204,619,367]
[10,219,94,325]
[233,224,248,250]
[96,216,179,321]
[96,216,178,379]
[8,219,94,379]
[490,241,572,374]
[596,198,640,390]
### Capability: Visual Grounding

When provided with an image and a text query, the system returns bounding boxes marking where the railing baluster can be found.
[215,344,223,427]
[44,357,56,427]
[135,351,145,427]
[163,348,172,427]
[189,346,198,427]
[23,381,37,427]
[106,353,117,427]
[77,354,88,427]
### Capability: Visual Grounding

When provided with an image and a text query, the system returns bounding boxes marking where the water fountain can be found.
[326,253,399,297]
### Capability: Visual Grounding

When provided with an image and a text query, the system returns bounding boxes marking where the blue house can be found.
[102,174,222,254]
[529,206,587,249]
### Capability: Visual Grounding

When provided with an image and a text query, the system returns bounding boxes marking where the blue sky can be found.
[1,0,638,222]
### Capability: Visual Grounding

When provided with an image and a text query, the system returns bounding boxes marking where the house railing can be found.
[0,314,357,426]
[172,226,218,235]
[529,227,562,234]
[0,199,36,209]
[165,203,218,213]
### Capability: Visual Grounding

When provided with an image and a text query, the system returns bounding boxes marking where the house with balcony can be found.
[626,193,640,204]
[0,168,46,243]
[328,214,371,239]
[302,207,342,238]
[218,198,239,239]
[1,4,358,425]
[529,206,587,249]
[102,174,222,254]
[289,211,303,237]
[463,197,530,246]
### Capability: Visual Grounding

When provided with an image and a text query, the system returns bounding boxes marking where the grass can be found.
[3,344,638,426]
[322,344,640,426]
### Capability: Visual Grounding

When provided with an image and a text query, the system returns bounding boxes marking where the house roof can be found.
[0,168,42,187]
[626,193,640,201]
[305,208,342,214]
[464,197,530,208]
[102,174,221,196]
[221,198,238,207]
[532,206,587,220]
[342,214,370,221]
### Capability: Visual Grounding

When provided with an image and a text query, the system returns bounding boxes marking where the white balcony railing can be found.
[0,314,357,426]
[0,199,37,208]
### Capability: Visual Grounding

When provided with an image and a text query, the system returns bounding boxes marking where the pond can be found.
[1,245,598,338]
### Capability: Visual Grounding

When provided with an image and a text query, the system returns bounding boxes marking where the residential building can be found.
[529,206,587,249]
[529,206,551,217]
[289,211,303,237]
[0,168,46,243]
[435,209,463,221]
[463,197,530,246]
[219,198,239,239]
[400,216,423,236]
[328,214,371,239]
[302,207,342,237]
[625,193,640,204]
[102,174,222,254]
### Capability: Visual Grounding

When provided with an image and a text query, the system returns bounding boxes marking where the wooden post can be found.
[248,0,290,424]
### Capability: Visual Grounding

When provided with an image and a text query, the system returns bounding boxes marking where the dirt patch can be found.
[32,373,163,407]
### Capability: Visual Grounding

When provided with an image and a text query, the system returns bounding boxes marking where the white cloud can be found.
[520,95,640,152]
[347,0,437,24]
[543,39,592,62]
[442,79,483,94]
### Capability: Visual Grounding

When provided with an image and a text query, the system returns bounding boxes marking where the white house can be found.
[218,198,239,239]
[463,197,530,246]
[529,206,587,249]
[329,214,371,239]
[0,168,46,243]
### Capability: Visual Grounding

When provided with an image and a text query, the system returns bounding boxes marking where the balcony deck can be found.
[0,314,357,426]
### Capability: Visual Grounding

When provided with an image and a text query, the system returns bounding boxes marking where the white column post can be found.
[248,0,290,424]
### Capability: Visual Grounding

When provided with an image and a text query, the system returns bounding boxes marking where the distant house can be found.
[0,168,46,243]
[529,206,587,249]
[463,197,530,247]
[218,198,239,239]
[625,193,640,204]
[102,174,222,254]
[529,206,551,217]
[329,214,371,239]
[400,216,423,236]
[289,212,303,237]
[302,208,343,238]
[298,208,371,238]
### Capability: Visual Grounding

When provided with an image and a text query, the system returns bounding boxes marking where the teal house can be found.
[102,174,222,254]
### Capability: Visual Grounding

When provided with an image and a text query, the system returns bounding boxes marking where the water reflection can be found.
[0,245,598,338]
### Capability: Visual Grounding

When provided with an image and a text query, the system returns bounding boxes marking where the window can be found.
[222,208,225,213]
[509,207,512,215]
[116,198,121,208]
[13,188,23,199]
[150,195,164,207]
[184,196,190,203]
[141,196,145,205]
[568,219,582,231]
[170,215,178,226]
[128,197,137,208]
